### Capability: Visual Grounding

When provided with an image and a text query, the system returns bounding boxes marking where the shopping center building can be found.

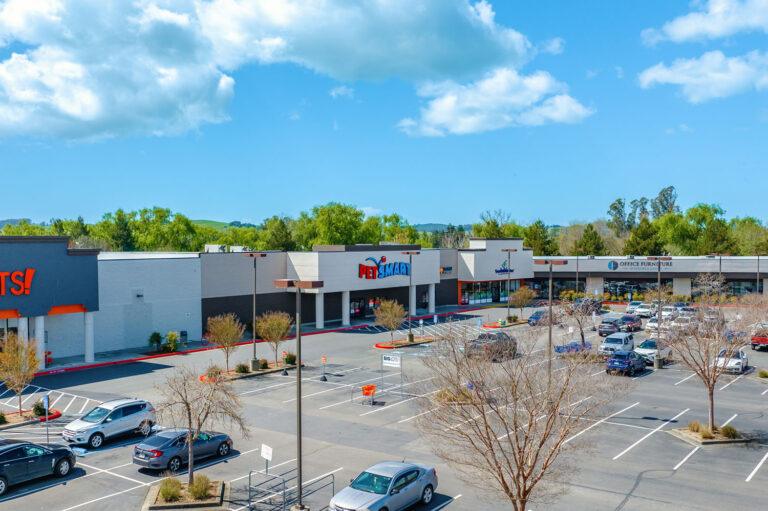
[2,235,766,369]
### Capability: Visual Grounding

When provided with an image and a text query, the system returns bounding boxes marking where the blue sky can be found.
[1,0,767,226]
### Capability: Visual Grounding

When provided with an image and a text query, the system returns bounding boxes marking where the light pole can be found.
[575,255,579,295]
[402,251,420,342]
[647,256,672,340]
[274,278,324,511]
[758,254,762,294]
[533,258,568,389]
[246,252,267,371]
[501,248,518,321]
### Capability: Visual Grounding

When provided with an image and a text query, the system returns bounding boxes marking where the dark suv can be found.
[598,318,621,337]
[465,332,517,362]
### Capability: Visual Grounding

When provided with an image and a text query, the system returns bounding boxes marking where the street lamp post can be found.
[758,255,762,294]
[502,248,518,321]
[647,256,672,341]
[575,255,579,295]
[402,251,420,343]
[274,278,324,511]
[533,258,568,388]
[246,252,267,371]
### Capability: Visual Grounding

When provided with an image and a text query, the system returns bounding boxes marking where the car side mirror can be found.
[104,417,112,423]
[390,488,400,495]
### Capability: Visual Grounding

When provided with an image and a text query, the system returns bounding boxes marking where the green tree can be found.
[623,217,664,255]
[260,216,296,251]
[524,220,558,255]
[650,186,679,219]
[731,217,768,255]
[92,209,136,251]
[572,224,607,256]
[1,220,49,236]
[607,198,630,236]
[291,211,318,251]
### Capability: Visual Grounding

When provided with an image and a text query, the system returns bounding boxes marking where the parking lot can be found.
[2,306,768,511]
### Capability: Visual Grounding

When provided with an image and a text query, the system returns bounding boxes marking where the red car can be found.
[751,323,768,350]
[618,315,642,332]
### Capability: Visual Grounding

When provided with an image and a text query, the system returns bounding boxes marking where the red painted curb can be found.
[34,307,491,378]
[39,410,62,422]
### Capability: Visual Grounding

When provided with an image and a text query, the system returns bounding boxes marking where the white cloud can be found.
[398,67,593,136]
[638,50,768,103]
[540,37,564,55]
[329,85,354,99]
[0,0,566,139]
[665,123,693,135]
[615,66,624,79]
[642,0,768,44]
[361,206,383,217]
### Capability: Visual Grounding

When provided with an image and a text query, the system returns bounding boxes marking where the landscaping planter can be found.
[0,408,60,430]
[667,428,751,446]
[141,481,229,511]
[375,336,435,349]
[199,365,301,383]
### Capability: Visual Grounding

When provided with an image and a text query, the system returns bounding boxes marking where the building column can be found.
[18,317,29,343]
[673,277,692,298]
[427,283,436,314]
[84,312,95,363]
[585,277,604,297]
[34,316,46,370]
[315,292,324,330]
[409,285,416,317]
[341,290,351,326]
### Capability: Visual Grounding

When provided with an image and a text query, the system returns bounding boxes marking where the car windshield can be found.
[629,301,641,306]
[663,306,675,312]
[718,349,741,360]
[611,353,628,359]
[81,406,110,423]
[639,340,657,349]
[142,435,174,447]
[605,338,623,344]
[350,471,392,495]
[639,304,650,308]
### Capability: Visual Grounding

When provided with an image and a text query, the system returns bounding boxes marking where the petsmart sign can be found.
[358,256,410,280]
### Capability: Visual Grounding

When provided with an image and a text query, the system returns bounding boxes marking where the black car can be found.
[0,439,76,496]
[464,332,517,361]
[598,318,621,337]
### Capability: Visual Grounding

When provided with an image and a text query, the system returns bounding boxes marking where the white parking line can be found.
[318,376,434,410]
[359,390,439,417]
[20,386,43,404]
[432,494,462,510]
[77,461,149,486]
[50,392,66,408]
[674,373,696,386]
[3,384,30,406]
[612,408,689,460]
[722,413,738,427]
[231,467,344,511]
[283,373,400,403]
[398,406,440,424]
[239,367,364,395]
[60,396,77,415]
[78,399,93,414]
[746,451,768,482]
[673,446,701,471]
[719,375,743,391]
[565,402,640,444]
[229,457,297,483]
[762,387,768,396]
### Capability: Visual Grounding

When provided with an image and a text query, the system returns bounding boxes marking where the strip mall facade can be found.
[2,236,766,369]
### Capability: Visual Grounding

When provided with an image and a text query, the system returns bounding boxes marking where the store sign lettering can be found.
[0,268,36,296]
[495,260,514,275]
[358,256,410,280]
[608,260,673,271]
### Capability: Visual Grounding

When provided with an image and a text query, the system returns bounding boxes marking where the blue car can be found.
[528,310,553,326]
[554,340,592,354]
[605,350,645,376]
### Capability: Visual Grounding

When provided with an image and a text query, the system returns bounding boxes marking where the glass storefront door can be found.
[460,280,519,305]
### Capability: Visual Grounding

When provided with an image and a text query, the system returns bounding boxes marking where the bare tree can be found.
[0,333,39,414]
[508,287,537,319]
[374,299,406,342]
[255,311,293,368]
[415,333,627,510]
[560,298,598,347]
[155,365,248,485]
[666,273,753,431]
[206,313,245,372]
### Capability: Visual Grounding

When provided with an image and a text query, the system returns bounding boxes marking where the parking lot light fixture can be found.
[274,278,324,511]
[501,249,518,321]
[647,256,672,342]
[533,259,568,388]
[245,252,268,370]
[402,251,420,342]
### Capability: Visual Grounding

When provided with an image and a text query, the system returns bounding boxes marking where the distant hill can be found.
[191,219,230,230]
[413,223,472,232]
[0,218,29,227]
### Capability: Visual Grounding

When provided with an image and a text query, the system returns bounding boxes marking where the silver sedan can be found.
[329,461,437,511]
[132,428,232,472]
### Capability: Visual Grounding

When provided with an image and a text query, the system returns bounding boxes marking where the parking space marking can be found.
[719,375,743,391]
[50,392,66,408]
[2,384,31,406]
[60,395,77,414]
[359,389,439,416]
[612,408,689,460]
[239,367,364,396]
[431,494,462,510]
[76,461,149,486]
[762,387,768,396]
[398,406,439,424]
[565,402,640,444]
[674,373,696,386]
[230,466,344,511]
[283,372,400,403]
[746,451,768,482]
[229,457,297,483]
[673,446,701,471]
[318,376,434,410]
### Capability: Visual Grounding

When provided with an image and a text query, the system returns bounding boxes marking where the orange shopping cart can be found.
[361,384,377,406]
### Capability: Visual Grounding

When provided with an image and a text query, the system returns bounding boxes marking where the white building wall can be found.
[459,239,533,281]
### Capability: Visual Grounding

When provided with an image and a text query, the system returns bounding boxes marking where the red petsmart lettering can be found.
[0,268,35,296]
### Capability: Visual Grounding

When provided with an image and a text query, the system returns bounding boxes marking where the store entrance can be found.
[350,297,382,319]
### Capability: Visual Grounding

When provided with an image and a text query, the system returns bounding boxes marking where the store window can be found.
[460,281,518,305]
[603,279,672,300]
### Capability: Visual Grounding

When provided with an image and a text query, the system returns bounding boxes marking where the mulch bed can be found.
[375,336,436,349]
[668,427,750,446]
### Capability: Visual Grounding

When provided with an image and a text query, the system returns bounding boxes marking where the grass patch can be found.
[700,428,714,440]
[758,369,768,379]
[687,420,701,433]
[189,474,211,500]
[721,425,739,439]
[235,363,250,374]
[158,477,182,502]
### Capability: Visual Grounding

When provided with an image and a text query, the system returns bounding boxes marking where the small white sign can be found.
[382,354,401,368]
[419,319,424,326]
[568,326,574,334]
[260,444,273,462]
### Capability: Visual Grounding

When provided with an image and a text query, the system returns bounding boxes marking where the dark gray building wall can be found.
[0,237,99,317]
[436,278,458,306]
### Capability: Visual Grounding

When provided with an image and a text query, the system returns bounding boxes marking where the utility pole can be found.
[647,256,672,340]
[533,258,568,388]
[246,252,267,371]
[502,248,517,321]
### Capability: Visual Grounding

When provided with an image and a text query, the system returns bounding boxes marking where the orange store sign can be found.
[0,268,36,296]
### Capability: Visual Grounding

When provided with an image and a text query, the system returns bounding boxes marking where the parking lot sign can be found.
[382,354,401,368]
[260,443,273,461]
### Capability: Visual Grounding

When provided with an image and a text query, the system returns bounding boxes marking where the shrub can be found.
[687,420,701,433]
[258,358,270,370]
[32,400,46,417]
[166,331,179,352]
[436,387,473,404]
[235,363,250,374]
[758,369,768,379]
[721,425,739,439]
[205,365,223,381]
[148,332,163,351]
[189,474,211,500]
[158,477,182,502]
[510,315,519,322]
[0,412,6,425]
[284,352,297,366]
[700,428,714,440]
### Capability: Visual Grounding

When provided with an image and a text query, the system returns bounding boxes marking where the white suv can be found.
[62,398,156,449]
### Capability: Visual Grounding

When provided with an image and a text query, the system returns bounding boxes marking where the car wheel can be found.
[421,484,434,504]
[628,367,634,377]
[55,458,72,477]
[88,433,105,449]
[167,456,182,473]
[0,476,7,496]
[217,442,231,457]
[138,420,153,436]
